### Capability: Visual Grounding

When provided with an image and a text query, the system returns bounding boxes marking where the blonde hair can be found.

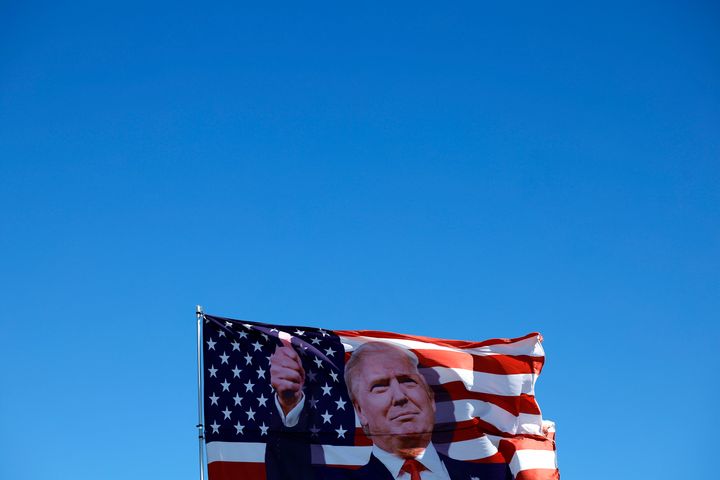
[343,342,429,404]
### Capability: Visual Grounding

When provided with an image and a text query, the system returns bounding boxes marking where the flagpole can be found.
[196,305,206,480]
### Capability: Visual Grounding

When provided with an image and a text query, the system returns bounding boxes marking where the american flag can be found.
[201,314,559,479]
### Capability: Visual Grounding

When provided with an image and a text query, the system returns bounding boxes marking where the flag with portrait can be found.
[201,314,559,479]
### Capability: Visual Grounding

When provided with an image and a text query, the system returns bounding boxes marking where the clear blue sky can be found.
[1,1,718,478]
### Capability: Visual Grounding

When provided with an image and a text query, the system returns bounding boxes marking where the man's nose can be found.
[389,380,409,405]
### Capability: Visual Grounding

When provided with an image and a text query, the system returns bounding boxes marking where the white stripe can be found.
[339,335,544,357]
[472,336,545,357]
[341,336,460,354]
[434,399,543,435]
[435,436,498,460]
[420,367,537,396]
[311,445,372,465]
[509,450,558,476]
[206,441,265,463]
[486,435,503,447]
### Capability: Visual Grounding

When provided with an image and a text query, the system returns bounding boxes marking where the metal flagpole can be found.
[196,305,206,480]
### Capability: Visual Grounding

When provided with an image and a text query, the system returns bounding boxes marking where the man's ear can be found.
[354,400,368,428]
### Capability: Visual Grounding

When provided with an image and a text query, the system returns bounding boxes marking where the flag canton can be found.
[203,315,355,446]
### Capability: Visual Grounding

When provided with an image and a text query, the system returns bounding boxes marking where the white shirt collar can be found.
[371,442,446,479]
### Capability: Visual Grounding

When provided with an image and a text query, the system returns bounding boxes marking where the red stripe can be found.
[336,330,541,350]
[432,419,489,443]
[208,461,265,480]
[432,382,541,415]
[514,469,560,480]
[413,349,544,375]
[502,437,556,452]
[352,428,373,446]
[452,416,507,438]
[497,437,556,462]
[435,417,551,442]
[466,451,507,464]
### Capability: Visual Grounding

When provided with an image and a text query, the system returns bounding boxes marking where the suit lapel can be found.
[355,454,396,480]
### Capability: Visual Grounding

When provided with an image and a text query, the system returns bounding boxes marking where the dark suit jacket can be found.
[265,402,512,480]
[339,452,512,480]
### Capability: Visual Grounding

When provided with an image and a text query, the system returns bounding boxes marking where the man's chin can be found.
[390,421,433,438]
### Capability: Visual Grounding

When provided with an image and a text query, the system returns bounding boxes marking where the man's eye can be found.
[371,382,388,391]
[400,377,417,384]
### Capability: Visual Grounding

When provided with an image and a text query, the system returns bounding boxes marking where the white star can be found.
[219,352,229,364]
[252,341,263,352]
[207,338,216,350]
[245,407,256,421]
[225,321,233,327]
[238,330,248,339]
[321,383,332,396]
[244,380,255,392]
[321,410,333,424]
[209,392,219,406]
[335,397,347,410]
[270,328,279,333]
[210,421,220,434]
[307,370,318,382]
[256,367,266,379]
[309,425,320,437]
[222,407,232,420]
[218,330,226,337]
[261,333,269,341]
[313,357,323,369]
[232,366,242,378]
[319,329,328,337]
[259,422,269,436]
[309,396,319,409]
[244,353,253,365]
[234,421,245,434]
[310,337,321,345]
[335,425,347,438]
[257,394,268,407]
[231,341,241,351]
[233,393,243,406]
[294,329,305,336]
[208,365,218,377]
[329,371,339,382]
[221,379,231,392]
[242,323,253,330]
[324,347,336,357]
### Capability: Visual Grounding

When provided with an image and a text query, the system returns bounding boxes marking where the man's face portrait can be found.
[348,344,436,452]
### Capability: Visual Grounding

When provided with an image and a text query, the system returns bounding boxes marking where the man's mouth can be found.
[391,411,419,421]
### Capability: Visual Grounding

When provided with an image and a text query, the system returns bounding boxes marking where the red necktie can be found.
[401,458,427,480]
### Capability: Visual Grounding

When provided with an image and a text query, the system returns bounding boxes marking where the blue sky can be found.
[1,1,718,478]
